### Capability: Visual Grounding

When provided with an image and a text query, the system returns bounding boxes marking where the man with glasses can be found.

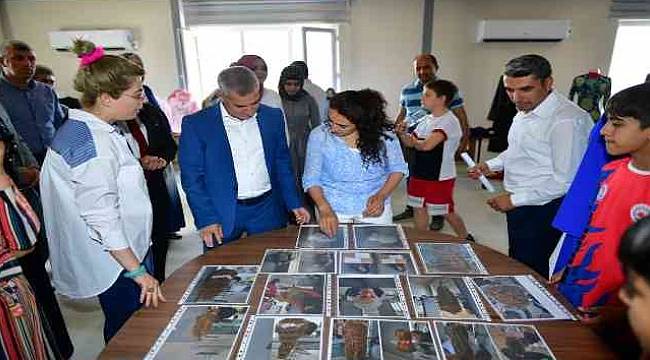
[179,66,310,250]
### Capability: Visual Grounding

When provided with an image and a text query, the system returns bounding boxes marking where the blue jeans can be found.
[97,250,154,343]
[203,193,287,253]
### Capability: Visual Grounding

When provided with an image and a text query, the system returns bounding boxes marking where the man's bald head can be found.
[413,54,439,83]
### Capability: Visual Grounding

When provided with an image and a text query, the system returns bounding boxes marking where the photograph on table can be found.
[434,321,556,360]
[339,250,418,275]
[237,316,324,360]
[407,276,490,321]
[416,243,488,275]
[329,318,440,360]
[471,275,575,321]
[260,249,337,274]
[258,274,327,316]
[179,265,258,305]
[353,224,409,249]
[296,224,348,249]
[337,275,409,318]
[145,305,248,360]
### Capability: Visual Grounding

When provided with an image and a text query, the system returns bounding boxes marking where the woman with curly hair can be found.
[302,89,408,236]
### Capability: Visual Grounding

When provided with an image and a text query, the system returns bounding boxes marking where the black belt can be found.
[237,190,272,206]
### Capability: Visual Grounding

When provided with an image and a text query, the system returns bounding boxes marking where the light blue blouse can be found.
[302,124,408,215]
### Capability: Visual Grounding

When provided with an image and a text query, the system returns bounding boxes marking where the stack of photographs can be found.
[237,316,324,359]
[337,275,409,318]
[472,275,575,321]
[258,274,328,316]
[435,321,556,360]
[179,265,258,305]
[145,305,248,360]
[296,225,348,249]
[353,224,409,250]
[339,250,418,275]
[407,276,490,321]
[260,249,337,274]
[329,318,440,359]
[416,243,488,275]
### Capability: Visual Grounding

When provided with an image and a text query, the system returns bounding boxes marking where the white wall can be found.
[431,0,618,127]
[340,0,424,118]
[2,0,178,100]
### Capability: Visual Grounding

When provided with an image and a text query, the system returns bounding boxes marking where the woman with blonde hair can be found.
[40,40,165,342]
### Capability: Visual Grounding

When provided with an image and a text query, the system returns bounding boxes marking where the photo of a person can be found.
[409,276,488,320]
[354,225,408,249]
[338,276,407,318]
[181,266,257,305]
[417,243,487,275]
[259,275,325,315]
[240,316,323,360]
[296,224,347,249]
[340,251,418,275]
[261,250,337,273]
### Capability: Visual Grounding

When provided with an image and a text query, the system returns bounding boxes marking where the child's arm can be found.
[413,131,446,151]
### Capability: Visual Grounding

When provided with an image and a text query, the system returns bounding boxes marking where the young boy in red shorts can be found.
[396,79,473,241]
[558,83,650,316]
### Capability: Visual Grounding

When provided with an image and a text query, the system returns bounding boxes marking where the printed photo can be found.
[238,316,324,360]
[337,276,408,318]
[329,318,440,360]
[145,305,248,360]
[353,224,408,250]
[260,250,337,274]
[340,251,418,275]
[179,265,258,305]
[259,274,326,316]
[408,276,489,320]
[435,322,555,360]
[472,276,574,321]
[416,243,488,275]
[296,225,347,249]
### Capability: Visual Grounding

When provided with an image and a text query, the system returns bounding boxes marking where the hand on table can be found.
[133,273,166,308]
[317,205,339,238]
[200,223,223,248]
[292,207,311,225]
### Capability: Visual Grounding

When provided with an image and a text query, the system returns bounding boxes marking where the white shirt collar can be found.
[68,109,118,133]
[525,91,559,119]
[219,102,257,125]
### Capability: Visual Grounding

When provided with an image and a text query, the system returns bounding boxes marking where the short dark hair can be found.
[606,83,650,129]
[414,54,439,70]
[34,64,54,78]
[290,60,308,78]
[424,79,458,107]
[504,54,552,80]
[619,217,650,285]
[1,40,32,57]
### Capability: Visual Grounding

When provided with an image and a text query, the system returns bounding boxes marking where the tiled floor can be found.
[58,155,509,359]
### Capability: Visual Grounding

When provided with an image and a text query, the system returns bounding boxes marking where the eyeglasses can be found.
[123,91,145,101]
[324,118,351,130]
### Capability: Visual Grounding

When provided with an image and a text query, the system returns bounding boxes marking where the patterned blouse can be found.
[302,125,408,216]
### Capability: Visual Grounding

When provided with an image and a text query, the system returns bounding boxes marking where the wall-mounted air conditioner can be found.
[477,20,571,42]
[48,29,136,51]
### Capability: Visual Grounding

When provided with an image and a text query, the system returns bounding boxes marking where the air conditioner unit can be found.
[48,30,136,51]
[477,20,571,42]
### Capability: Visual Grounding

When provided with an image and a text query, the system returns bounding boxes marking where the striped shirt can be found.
[399,78,464,127]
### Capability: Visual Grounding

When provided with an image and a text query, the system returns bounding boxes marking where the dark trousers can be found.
[98,251,154,343]
[151,235,169,283]
[204,192,287,253]
[505,197,564,277]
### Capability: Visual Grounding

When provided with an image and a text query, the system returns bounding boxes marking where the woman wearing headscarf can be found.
[278,65,321,193]
[236,55,282,109]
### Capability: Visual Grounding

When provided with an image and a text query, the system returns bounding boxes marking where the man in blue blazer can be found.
[179,66,310,249]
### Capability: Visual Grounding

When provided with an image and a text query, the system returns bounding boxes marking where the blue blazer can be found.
[178,103,301,237]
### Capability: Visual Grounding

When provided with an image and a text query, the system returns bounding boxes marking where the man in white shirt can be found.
[179,66,310,250]
[469,54,592,276]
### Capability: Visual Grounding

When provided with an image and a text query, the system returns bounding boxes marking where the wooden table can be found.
[100,226,615,359]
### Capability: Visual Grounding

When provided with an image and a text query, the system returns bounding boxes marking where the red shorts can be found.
[407,177,455,215]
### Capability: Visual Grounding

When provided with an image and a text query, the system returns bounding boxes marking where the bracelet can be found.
[123,265,146,279]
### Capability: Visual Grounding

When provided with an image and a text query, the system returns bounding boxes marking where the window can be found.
[609,20,650,94]
[183,24,339,102]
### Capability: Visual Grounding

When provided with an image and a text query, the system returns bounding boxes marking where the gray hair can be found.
[1,40,32,58]
[217,66,259,97]
[504,54,552,80]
